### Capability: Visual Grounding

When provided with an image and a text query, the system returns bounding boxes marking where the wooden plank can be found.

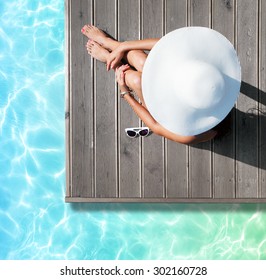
[189,0,212,198]
[71,0,94,197]
[260,0,266,197]
[165,0,188,198]
[142,0,165,198]
[66,197,266,203]
[236,0,259,198]
[165,0,187,33]
[212,0,236,198]
[94,0,118,197]
[190,0,210,27]
[118,0,141,198]
[65,0,70,197]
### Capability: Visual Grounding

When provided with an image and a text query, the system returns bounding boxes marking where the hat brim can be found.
[142,27,241,136]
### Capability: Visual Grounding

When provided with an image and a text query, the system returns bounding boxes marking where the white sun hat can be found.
[142,27,241,136]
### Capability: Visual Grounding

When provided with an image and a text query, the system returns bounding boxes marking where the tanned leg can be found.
[82,25,147,104]
[124,70,146,106]
[82,24,147,72]
[85,39,146,106]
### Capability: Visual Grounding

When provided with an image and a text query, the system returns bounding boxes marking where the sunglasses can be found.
[125,127,150,138]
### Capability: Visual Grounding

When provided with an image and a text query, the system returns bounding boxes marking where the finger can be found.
[106,61,111,71]
[121,64,130,70]
[119,66,126,72]
[121,66,130,73]
[107,57,114,71]
[115,68,120,76]
[111,58,119,70]
[120,64,128,69]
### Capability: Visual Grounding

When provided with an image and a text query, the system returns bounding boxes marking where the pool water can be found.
[1,0,266,260]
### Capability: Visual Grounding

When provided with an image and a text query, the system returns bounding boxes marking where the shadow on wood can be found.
[192,81,266,169]
[241,81,266,105]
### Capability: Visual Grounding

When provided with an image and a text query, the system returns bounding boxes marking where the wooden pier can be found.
[65,0,266,202]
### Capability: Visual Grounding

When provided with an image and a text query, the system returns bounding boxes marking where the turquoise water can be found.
[1,0,266,260]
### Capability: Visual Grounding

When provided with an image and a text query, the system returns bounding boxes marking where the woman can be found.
[81,25,218,144]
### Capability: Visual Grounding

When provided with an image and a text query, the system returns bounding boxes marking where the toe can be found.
[82,25,88,32]
[88,39,93,46]
[83,25,90,34]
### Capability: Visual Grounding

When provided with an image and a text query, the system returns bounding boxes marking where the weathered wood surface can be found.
[260,0,266,197]
[236,0,259,198]
[118,0,142,198]
[69,0,94,198]
[65,0,266,203]
[94,0,118,198]
[189,0,212,199]
[165,0,188,198]
[142,0,165,198]
[212,0,235,198]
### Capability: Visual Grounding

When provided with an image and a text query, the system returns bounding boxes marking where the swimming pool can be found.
[1,0,266,260]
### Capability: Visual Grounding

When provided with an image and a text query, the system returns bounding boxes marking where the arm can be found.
[124,94,217,144]
[120,38,159,52]
[107,38,159,70]
[115,64,159,130]
[123,93,158,129]
[115,66,217,145]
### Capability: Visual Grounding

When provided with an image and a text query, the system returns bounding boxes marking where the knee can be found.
[127,50,147,72]
[132,73,142,90]
[137,56,146,72]
[126,72,142,91]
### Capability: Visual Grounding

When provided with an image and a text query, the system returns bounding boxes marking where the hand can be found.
[106,46,125,71]
[115,64,130,91]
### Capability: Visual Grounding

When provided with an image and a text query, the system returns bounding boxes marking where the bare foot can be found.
[86,40,109,63]
[82,25,108,45]
[81,24,119,51]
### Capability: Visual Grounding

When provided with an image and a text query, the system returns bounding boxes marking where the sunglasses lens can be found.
[126,130,137,138]
[139,128,149,137]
